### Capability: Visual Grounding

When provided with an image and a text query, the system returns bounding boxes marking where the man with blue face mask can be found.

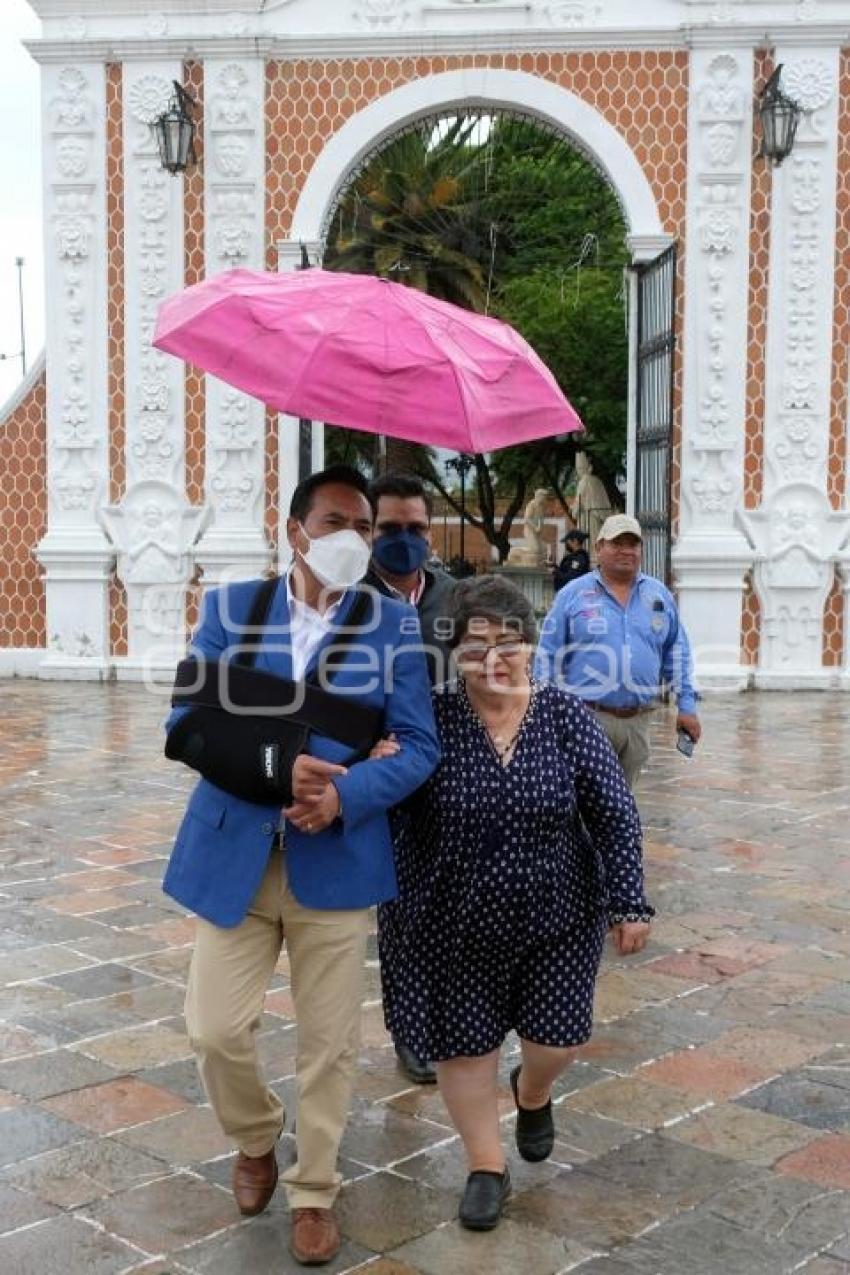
[367,472,457,689]
[366,472,457,1087]
[163,465,439,1266]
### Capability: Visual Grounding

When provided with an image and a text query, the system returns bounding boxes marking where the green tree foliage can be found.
[322,112,629,553]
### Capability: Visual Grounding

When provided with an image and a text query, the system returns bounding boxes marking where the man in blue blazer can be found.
[164,465,439,1266]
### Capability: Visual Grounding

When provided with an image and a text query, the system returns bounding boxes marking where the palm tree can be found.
[324,118,488,312]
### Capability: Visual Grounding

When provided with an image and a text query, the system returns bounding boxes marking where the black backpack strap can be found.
[311,586,375,685]
[235,576,282,668]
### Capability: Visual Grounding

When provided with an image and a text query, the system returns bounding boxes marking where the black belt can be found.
[586,701,656,719]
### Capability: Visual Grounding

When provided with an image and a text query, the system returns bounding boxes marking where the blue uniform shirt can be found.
[535,569,698,714]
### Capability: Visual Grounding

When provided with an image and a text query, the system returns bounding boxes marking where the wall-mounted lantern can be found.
[153,81,197,175]
[758,65,802,167]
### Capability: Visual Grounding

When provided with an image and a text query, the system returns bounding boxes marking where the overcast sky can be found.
[0,0,43,408]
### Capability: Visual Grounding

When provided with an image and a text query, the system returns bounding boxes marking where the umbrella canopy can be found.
[153,268,584,453]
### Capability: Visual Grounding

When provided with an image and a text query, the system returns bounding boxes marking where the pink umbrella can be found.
[153,268,584,452]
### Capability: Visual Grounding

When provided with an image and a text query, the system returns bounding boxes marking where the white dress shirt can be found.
[285,571,342,682]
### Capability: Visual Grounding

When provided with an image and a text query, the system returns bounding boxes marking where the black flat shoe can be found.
[459,1168,511,1231]
[510,1065,554,1162]
[394,1040,437,1085]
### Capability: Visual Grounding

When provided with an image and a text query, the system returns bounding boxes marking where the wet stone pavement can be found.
[0,682,849,1274]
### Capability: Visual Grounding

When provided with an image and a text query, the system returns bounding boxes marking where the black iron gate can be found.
[634,243,677,585]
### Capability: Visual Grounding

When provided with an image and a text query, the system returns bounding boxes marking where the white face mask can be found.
[298,525,371,590]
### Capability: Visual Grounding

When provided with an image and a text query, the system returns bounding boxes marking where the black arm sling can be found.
[164,577,383,806]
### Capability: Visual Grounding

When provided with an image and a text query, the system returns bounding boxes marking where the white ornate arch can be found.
[288,69,669,261]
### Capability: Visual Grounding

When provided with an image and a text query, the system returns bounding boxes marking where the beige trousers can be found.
[594,709,654,790]
[184,848,370,1210]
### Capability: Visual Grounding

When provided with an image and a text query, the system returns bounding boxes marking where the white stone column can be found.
[276,237,323,564]
[739,50,847,687]
[195,58,270,585]
[672,49,755,691]
[36,63,113,679]
[102,64,209,675]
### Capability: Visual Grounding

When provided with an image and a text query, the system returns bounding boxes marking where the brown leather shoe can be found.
[232,1147,278,1216]
[290,1207,341,1266]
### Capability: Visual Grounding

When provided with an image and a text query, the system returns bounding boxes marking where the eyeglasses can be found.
[456,640,527,663]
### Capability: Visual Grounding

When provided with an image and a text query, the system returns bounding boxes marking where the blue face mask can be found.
[372,529,430,576]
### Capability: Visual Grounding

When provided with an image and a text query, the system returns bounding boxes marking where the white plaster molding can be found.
[673,48,755,690]
[196,56,270,583]
[0,649,49,679]
[739,485,850,674]
[117,61,205,660]
[35,63,113,677]
[755,45,845,674]
[290,69,665,245]
[101,478,211,663]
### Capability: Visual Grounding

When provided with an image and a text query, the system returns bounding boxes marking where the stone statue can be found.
[571,452,612,548]
[508,488,549,567]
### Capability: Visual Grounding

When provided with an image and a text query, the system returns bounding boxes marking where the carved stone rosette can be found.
[36,64,113,675]
[673,49,754,687]
[197,59,269,584]
[749,48,843,682]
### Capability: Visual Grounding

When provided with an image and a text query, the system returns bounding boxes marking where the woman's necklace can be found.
[473,686,532,765]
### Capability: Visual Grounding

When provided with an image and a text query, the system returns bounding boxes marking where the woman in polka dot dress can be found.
[377,576,654,1231]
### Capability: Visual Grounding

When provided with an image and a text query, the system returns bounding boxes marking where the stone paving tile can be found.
[738,1072,850,1130]
[0,1180,60,1233]
[637,1044,777,1101]
[72,1022,192,1070]
[137,1058,209,1106]
[0,1135,169,1208]
[705,1172,850,1255]
[706,1025,834,1071]
[116,1106,234,1165]
[0,1214,141,1274]
[776,1134,850,1189]
[609,1208,804,1274]
[0,946,97,982]
[507,1166,671,1250]
[550,1107,644,1166]
[182,1209,375,1274]
[40,1075,190,1133]
[579,1133,758,1209]
[333,1170,456,1250]
[0,1047,118,1100]
[664,1100,821,1166]
[563,1074,704,1129]
[339,1103,455,1168]
[0,1104,89,1167]
[41,961,159,1000]
[83,1171,237,1254]
[392,1216,591,1274]
[2,686,850,1269]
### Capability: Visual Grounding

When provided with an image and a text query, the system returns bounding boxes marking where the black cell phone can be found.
[676,728,695,758]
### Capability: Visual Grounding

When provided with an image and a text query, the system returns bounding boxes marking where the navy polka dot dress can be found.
[379,680,652,1061]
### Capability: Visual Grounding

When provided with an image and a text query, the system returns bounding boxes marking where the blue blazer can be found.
[162,577,440,927]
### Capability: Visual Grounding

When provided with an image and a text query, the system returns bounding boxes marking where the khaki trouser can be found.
[184,847,370,1210]
[594,708,654,790]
